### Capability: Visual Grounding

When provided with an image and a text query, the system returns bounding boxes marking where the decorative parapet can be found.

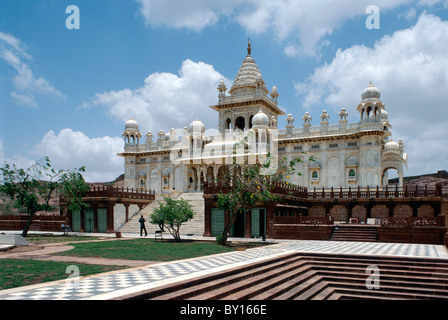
[380,216,446,228]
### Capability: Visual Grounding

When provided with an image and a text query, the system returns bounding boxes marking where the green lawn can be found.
[0,237,264,290]
[58,238,236,261]
[0,259,124,291]
[25,234,102,244]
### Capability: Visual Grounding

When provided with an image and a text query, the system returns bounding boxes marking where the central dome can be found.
[228,41,268,96]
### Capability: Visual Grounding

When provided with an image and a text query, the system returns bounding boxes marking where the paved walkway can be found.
[0,231,447,300]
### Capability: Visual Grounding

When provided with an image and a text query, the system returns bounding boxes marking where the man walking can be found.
[139,215,147,237]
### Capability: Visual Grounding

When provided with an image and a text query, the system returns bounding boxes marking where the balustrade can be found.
[204,181,446,200]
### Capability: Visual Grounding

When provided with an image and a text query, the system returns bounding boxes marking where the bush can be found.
[150,197,194,242]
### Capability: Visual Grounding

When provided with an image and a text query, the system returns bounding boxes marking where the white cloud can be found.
[136,0,238,31]
[89,59,229,134]
[0,32,65,107]
[33,129,124,182]
[294,13,448,175]
[135,0,413,56]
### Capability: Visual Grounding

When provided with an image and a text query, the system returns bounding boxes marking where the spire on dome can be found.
[247,39,251,56]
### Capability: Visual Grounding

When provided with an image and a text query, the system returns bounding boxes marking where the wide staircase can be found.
[118,192,205,237]
[330,224,378,242]
[119,252,448,300]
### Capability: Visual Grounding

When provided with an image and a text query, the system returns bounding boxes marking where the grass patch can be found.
[25,234,103,244]
[0,259,124,291]
[57,238,236,261]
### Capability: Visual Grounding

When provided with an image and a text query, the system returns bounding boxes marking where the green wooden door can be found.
[72,211,81,232]
[84,209,94,233]
[211,209,225,237]
[97,208,107,233]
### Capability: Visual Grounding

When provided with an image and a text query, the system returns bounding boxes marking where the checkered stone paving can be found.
[0,243,294,300]
[1,240,447,300]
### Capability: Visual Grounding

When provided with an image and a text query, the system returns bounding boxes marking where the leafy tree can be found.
[150,197,194,242]
[0,157,90,237]
[216,148,312,246]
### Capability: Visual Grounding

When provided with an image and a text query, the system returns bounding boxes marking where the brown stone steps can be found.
[331,225,378,242]
[296,252,448,273]
[249,263,448,300]
[293,278,448,300]
[254,271,322,300]
[309,264,448,280]
[221,268,317,300]
[186,258,314,300]
[118,252,448,300]
[311,275,448,299]
[315,270,448,288]
[323,284,448,300]
[122,253,300,300]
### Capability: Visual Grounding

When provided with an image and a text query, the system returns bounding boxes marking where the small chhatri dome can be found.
[384,140,399,150]
[252,109,269,128]
[125,118,139,130]
[361,81,381,101]
[188,119,206,134]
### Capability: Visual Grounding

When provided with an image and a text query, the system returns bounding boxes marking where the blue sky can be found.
[1,0,448,182]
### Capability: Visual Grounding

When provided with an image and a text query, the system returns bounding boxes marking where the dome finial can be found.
[247,38,251,56]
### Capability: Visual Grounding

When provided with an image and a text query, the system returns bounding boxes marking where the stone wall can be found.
[0,214,68,232]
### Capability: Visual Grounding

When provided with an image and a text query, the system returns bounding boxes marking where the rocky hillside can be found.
[389,170,448,189]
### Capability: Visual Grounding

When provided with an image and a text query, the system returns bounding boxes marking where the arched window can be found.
[349,169,356,177]
[225,118,232,130]
[366,106,372,118]
[312,171,318,179]
[235,116,245,131]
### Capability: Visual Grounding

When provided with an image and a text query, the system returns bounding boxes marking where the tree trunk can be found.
[219,207,238,246]
[22,211,35,237]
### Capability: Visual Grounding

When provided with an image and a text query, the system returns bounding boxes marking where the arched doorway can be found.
[382,167,399,187]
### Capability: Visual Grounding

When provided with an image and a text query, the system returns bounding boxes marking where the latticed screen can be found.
[251,209,261,238]
[211,208,225,236]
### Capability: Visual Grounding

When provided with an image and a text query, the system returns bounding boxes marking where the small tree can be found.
[150,197,194,242]
[0,157,90,237]
[217,152,311,246]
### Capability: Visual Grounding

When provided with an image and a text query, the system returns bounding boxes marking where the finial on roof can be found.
[247,39,251,56]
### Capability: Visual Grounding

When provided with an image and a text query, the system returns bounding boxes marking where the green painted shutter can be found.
[72,211,81,232]
[84,209,94,232]
[97,208,107,233]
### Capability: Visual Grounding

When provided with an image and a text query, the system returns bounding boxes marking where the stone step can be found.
[119,252,448,301]
[118,192,205,236]
[330,225,378,242]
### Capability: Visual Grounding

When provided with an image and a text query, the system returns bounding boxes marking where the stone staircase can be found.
[118,192,204,238]
[119,252,448,300]
[330,224,378,242]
